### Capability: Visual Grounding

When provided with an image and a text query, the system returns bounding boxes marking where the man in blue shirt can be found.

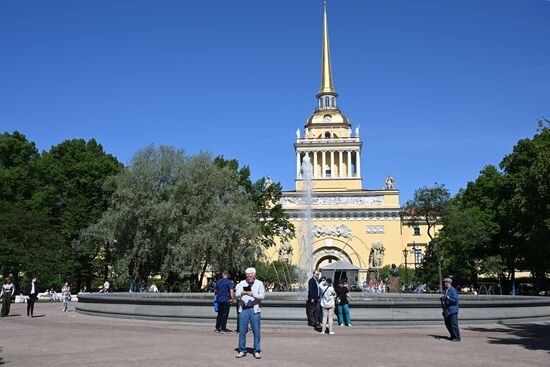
[441,277,461,342]
[214,271,234,333]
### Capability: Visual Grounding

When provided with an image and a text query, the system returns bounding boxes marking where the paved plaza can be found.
[1,303,549,367]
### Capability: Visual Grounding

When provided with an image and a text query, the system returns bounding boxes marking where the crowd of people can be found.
[0,276,74,317]
[2,269,462,360]
[363,279,386,293]
[209,268,461,359]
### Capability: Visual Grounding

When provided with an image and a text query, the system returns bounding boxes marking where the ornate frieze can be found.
[365,225,384,234]
[286,210,400,221]
[280,195,384,207]
[312,224,352,239]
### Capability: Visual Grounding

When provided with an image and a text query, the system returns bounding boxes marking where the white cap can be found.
[245,267,256,275]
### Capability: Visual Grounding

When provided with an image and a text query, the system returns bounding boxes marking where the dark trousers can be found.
[235,302,240,332]
[27,294,37,316]
[215,301,231,331]
[444,313,461,340]
[1,295,11,317]
[306,299,320,326]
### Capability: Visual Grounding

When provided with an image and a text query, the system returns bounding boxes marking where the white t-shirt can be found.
[2,283,14,295]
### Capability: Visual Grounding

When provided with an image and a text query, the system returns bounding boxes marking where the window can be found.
[413,226,421,236]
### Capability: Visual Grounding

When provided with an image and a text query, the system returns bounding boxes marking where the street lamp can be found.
[71,239,77,293]
[402,248,409,290]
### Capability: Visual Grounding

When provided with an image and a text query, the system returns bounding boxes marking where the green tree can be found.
[405,183,450,290]
[82,145,185,290]
[500,119,550,288]
[431,205,498,287]
[0,132,64,289]
[214,157,295,250]
[33,138,122,290]
[84,146,280,291]
[165,152,260,289]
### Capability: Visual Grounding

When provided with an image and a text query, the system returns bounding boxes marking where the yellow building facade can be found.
[269,1,437,285]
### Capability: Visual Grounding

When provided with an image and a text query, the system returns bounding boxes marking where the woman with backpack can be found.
[319,278,336,335]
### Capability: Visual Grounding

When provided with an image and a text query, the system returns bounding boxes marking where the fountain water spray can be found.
[299,154,314,286]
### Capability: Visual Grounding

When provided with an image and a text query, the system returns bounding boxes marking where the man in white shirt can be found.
[235,267,265,359]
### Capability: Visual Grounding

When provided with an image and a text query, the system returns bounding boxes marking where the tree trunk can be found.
[198,259,209,290]
[438,254,443,293]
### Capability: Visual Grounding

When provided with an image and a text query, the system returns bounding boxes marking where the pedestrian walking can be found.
[319,278,336,335]
[306,270,321,328]
[336,279,352,327]
[440,277,461,342]
[26,277,39,318]
[1,276,15,317]
[235,267,265,359]
[61,282,71,312]
[214,271,234,333]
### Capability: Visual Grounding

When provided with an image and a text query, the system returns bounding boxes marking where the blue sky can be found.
[1,0,549,202]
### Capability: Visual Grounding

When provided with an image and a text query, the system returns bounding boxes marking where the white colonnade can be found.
[296,150,361,179]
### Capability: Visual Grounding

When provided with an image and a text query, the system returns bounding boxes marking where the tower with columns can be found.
[295,0,361,192]
[272,1,439,286]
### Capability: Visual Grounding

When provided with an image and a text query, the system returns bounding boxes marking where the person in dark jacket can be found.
[26,277,39,318]
[441,277,460,341]
[214,271,234,333]
[306,270,321,327]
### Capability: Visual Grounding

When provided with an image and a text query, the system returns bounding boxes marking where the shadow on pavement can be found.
[467,324,550,354]
[429,334,451,341]
[0,346,6,365]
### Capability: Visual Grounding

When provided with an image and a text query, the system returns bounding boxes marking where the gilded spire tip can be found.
[319,0,336,95]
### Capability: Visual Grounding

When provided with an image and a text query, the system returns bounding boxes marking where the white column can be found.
[296,151,301,178]
[322,151,326,177]
[313,151,318,178]
[339,151,343,178]
[330,151,335,178]
[347,150,352,177]
[356,151,361,178]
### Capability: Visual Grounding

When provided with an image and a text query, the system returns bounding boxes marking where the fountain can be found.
[75,155,550,325]
[298,154,314,287]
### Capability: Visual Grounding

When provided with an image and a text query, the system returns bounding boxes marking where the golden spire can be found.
[319,0,336,95]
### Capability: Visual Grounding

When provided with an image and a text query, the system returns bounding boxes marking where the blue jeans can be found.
[238,308,261,353]
[63,298,69,312]
[337,303,351,325]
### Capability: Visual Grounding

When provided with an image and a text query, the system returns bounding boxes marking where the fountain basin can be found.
[76,292,550,326]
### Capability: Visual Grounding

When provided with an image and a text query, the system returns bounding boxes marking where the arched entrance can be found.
[316,255,340,269]
[312,245,352,270]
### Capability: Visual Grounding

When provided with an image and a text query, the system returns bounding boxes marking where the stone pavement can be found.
[1,303,549,367]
